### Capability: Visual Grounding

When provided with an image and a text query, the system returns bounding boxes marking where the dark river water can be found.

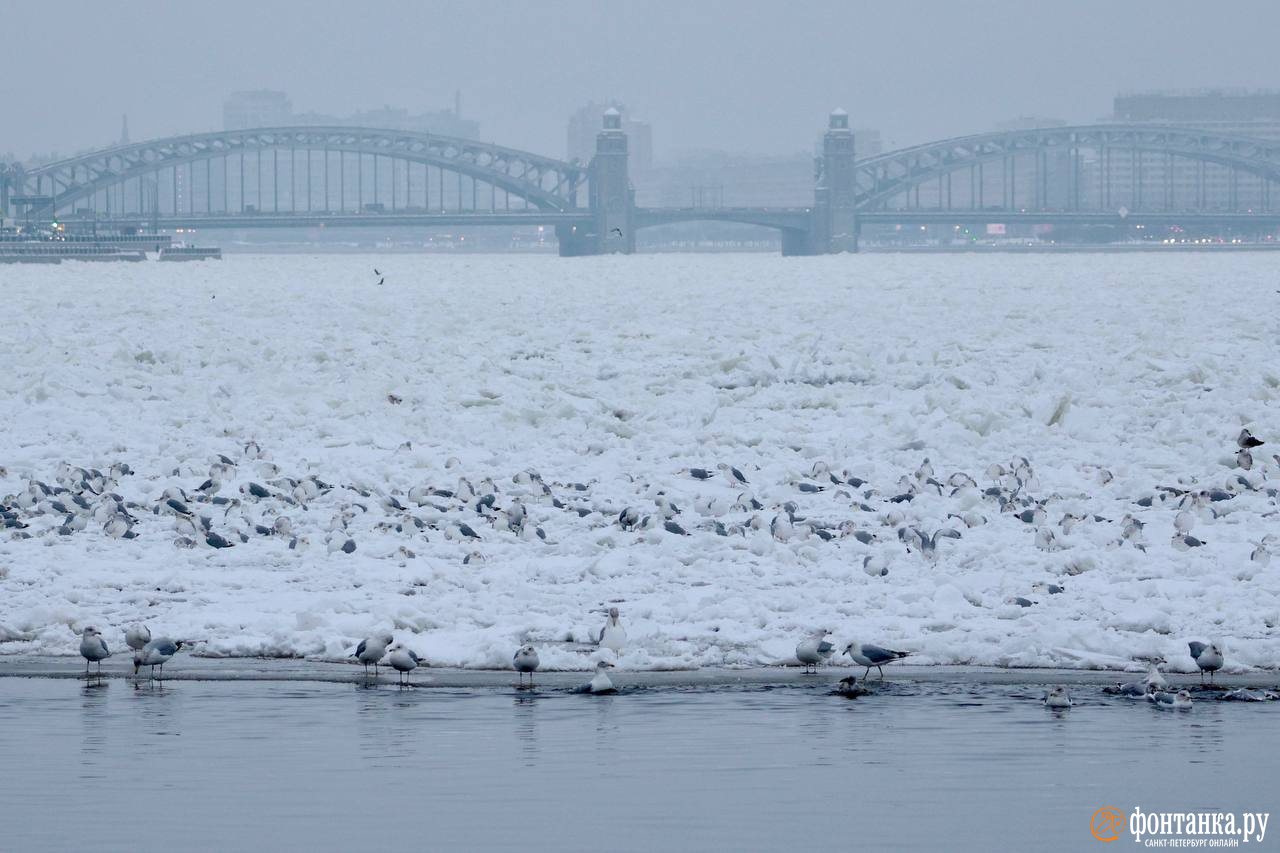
[1,671,1277,852]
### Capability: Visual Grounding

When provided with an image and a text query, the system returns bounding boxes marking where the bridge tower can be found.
[558,107,634,256]
[802,108,858,254]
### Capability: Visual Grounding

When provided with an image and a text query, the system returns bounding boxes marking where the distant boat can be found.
[158,245,222,262]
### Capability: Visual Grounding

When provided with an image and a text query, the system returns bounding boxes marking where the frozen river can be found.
[2,666,1277,852]
[1,252,1277,668]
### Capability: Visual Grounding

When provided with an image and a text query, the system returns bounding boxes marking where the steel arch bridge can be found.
[2,126,587,220]
[5,118,1280,254]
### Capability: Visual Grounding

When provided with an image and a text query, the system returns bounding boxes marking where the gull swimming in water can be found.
[353,634,394,676]
[1044,686,1072,709]
[125,624,152,653]
[1148,690,1193,709]
[835,675,869,698]
[843,642,911,680]
[795,631,835,674]
[575,661,617,694]
[513,645,540,687]
[79,627,110,677]
[1188,642,1224,683]
[134,638,184,680]
[387,645,421,686]
[597,608,627,653]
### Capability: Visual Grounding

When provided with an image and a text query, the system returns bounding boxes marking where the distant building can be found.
[223,90,293,130]
[224,90,479,139]
[567,101,652,171]
[1108,90,1280,211]
[1114,89,1280,139]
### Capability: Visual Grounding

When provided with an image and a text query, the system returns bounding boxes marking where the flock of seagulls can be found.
[77,608,1257,712]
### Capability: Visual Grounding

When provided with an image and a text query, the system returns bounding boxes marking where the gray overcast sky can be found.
[3,0,1279,160]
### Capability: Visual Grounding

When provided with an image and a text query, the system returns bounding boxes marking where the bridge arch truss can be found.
[853,125,1280,215]
[6,127,588,220]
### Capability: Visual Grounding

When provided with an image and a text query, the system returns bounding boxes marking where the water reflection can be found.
[0,676,1271,852]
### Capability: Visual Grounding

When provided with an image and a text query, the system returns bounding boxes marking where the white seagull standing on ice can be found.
[795,631,835,674]
[513,645,540,687]
[353,634,394,676]
[1188,642,1224,683]
[598,607,627,653]
[79,627,111,677]
[387,645,421,686]
[843,641,912,680]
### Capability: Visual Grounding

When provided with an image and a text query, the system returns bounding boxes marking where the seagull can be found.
[353,634,394,676]
[387,645,421,686]
[843,642,911,680]
[1188,641,1224,683]
[513,645,540,687]
[1148,690,1193,709]
[597,607,627,653]
[79,627,110,677]
[125,624,152,653]
[134,638,184,680]
[795,631,835,674]
[1171,533,1207,551]
[1043,686,1072,709]
[1237,449,1253,470]
[1238,428,1265,449]
[717,462,749,486]
[835,675,868,698]
[575,661,616,694]
[610,227,623,237]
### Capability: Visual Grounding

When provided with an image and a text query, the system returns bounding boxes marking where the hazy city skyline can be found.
[4,0,1280,162]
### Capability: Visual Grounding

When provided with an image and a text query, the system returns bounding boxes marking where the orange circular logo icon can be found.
[1092,807,1126,841]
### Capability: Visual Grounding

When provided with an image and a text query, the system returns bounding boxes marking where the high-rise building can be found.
[1107,90,1280,212]
[223,90,293,130]
[567,101,652,171]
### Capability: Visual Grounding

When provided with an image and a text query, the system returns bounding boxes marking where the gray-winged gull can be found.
[575,661,617,694]
[387,645,421,686]
[598,608,627,653]
[134,638,184,680]
[79,627,111,676]
[1188,641,1224,683]
[513,645,540,687]
[353,635,394,676]
[795,631,835,674]
[1148,690,1193,709]
[843,642,911,679]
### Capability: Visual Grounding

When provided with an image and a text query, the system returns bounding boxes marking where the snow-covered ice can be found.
[0,252,1277,672]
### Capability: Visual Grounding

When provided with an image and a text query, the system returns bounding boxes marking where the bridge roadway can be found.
[91,208,1280,232]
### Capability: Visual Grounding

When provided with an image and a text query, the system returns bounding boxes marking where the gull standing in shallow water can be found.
[598,608,627,653]
[134,638,184,681]
[353,635,394,677]
[1188,642,1224,683]
[387,645,421,686]
[79,627,110,677]
[795,631,835,674]
[843,642,911,680]
[575,661,617,694]
[513,645,540,687]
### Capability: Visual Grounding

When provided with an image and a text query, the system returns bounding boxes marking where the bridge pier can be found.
[560,107,635,257]
[810,109,859,254]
